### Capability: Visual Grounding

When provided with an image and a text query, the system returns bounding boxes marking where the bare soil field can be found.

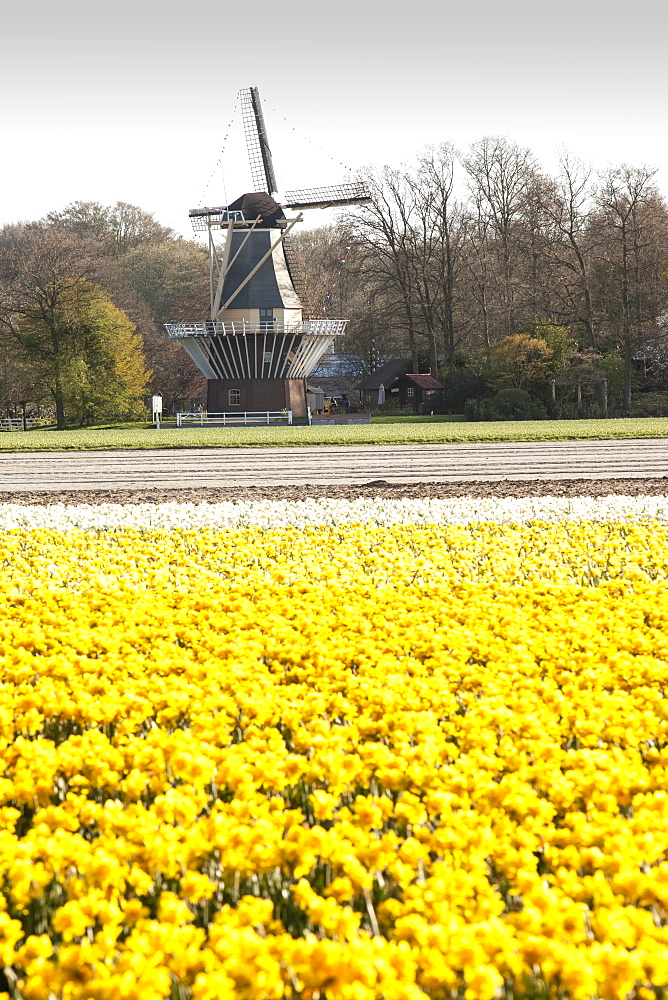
[3,477,668,505]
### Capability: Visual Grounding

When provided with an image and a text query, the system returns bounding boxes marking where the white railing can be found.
[0,417,45,432]
[176,410,293,427]
[166,319,347,338]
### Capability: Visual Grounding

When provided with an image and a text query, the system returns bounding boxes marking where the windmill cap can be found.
[228,192,286,227]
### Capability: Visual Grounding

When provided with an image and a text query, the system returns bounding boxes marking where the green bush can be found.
[465,390,546,422]
[376,396,413,415]
[494,388,545,419]
[464,397,499,421]
[630,393,668,417]
[598,353,625,410]
[551,400,607,420]
[440,366,488,412]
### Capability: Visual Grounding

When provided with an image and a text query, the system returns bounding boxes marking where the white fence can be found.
[0,418,45,432]
[176,410,293,427]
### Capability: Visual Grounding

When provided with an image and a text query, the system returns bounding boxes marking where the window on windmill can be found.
[407,387,415,397]
[228,389,241,406]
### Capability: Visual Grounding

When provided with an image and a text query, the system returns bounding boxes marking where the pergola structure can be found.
[550,372,608,415]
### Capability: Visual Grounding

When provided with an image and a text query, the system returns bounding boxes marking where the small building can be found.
[307,375,361,409]
[388,373,445,414]
[356,359,411,409]
[306,383,325,412]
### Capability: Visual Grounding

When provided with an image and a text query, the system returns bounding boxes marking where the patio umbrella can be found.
[377,384,386,405]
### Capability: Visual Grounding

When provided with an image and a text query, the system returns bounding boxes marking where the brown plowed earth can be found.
[2,478,668,505]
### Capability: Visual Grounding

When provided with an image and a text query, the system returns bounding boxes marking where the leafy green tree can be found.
[0,328,48,417]
[55,289,150,425]
[15,282,150,427]
[0,222,149,427]
[488,333,554,392]
[46,209,209,411]
[47,201,174,255]
[521,322,577,370]
[117,239,209,325]
[114,240,209,410]
[0,224,96,427]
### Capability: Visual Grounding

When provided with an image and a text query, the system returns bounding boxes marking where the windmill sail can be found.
[282,236,312,314]
[240,87,278,195]
[284,182,371,211]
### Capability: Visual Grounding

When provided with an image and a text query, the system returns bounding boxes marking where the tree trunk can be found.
[480,287,491,363]
[623,331,633,413]
[574,249,597,349]
[53,369,67,430]
[408,327,419,371]
[621,234,632,413]
[55,395,66,430]
[427,331,438,376]
[443,240,456,365]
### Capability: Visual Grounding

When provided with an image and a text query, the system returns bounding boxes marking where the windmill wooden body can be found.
[165,87,370,416]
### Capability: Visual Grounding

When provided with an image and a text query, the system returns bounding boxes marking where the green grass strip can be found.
[1,417,668,451]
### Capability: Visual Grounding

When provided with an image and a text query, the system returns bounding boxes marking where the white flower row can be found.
[0,495,667,530]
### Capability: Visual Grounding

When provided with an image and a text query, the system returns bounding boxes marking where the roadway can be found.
[0,438,666,491]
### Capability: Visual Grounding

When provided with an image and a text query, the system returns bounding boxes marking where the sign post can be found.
[152,394,163,430]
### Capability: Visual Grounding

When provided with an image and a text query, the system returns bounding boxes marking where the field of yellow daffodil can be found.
[2,499,668,1000]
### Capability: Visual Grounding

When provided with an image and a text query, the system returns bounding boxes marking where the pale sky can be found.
[2,0,666,239]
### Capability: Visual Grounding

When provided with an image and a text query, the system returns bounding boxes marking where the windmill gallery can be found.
[165,87,371,418]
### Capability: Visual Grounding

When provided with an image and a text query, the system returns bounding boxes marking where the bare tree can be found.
[461,196,494,354]
[0,328,47,417]
[412,144,468,366]
[463,137,538,339]
[594,165,667,410]
[354,166,423,369]
[535,154,600,348]
[287,225,352,320]
[354,153,468,374]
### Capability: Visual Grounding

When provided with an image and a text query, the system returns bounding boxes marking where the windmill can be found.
[165,86,371,417]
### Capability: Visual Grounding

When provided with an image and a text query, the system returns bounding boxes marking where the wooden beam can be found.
[211,221,237,320]
[208,229,215,319]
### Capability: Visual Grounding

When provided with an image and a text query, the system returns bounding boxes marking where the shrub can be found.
[377,396,412,415]
[551,400,607,420]
[440,366,488,412]
[464,390,546,422]
[488,335,554,393]
[493,389,546,419]
[630,393,668,417]
[598,353,625,410]
[464,397,499,421]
